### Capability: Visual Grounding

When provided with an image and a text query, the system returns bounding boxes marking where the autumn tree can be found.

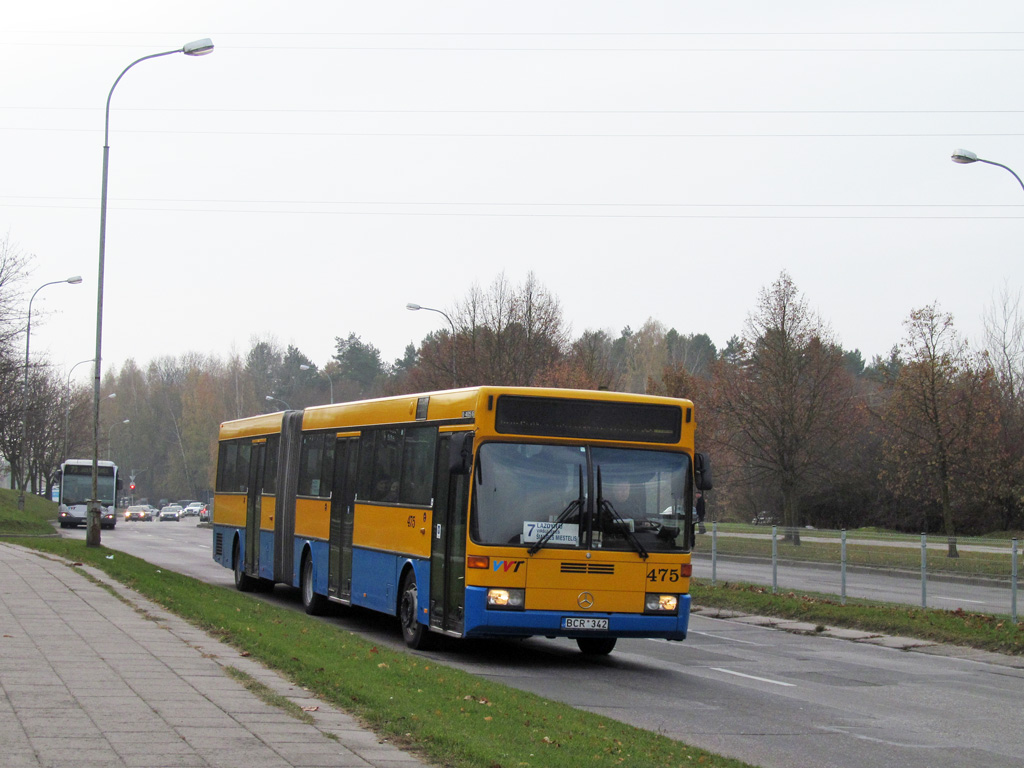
[881,305,1001,554]
[539,329,617,390]
[710,272,857,543]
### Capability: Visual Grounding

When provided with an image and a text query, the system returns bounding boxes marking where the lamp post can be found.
[19,275,83,510]
[299,364,334,404]
[406,302,457,387]
[951,149,1024,193]
[107,418,130,461]
[266,395,291,410]
[88,38,214,548]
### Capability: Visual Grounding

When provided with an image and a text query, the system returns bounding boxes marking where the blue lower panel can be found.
[350,548,400,614]
[212,524,238,569]
[259,530,275,581]
[463,588,690,641]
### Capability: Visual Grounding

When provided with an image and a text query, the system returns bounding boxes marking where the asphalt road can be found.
[64,519,1024,768]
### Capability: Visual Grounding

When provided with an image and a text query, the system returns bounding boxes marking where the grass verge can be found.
[691,581,1024,655]
[0,487,60,535]
[14,537,753,768]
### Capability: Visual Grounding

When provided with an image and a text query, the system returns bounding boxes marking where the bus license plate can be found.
[562,617,609,631]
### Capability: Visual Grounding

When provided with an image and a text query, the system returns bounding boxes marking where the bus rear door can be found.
[328,437,358,601]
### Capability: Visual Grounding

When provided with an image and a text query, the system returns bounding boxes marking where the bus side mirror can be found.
[449,431,475,475]
[695,452,713,491]
[117,478,124,490]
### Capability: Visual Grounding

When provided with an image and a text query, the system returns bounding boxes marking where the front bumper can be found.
[462,587,690,641]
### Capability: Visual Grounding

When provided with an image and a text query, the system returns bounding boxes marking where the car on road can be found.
[198,504,211,523]
[183,502,205,518]
[124,505,153,522]
[752,511,777,525]
[159,505,183,522]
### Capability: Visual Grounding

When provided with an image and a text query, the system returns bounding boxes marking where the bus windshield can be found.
[61,465,116,507]
[471,442,691,553]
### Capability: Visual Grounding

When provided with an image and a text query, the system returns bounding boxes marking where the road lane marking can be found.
[710,668,795,687]
[933,596,987,604]
[687,631,763,645]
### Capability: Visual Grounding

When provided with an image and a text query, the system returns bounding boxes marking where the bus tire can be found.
[576,637,616,656]
[301,553,328,616]
[399,571,433,650]
[233,540,256,593]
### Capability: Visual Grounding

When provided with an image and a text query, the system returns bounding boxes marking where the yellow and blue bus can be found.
[212,386,711,654]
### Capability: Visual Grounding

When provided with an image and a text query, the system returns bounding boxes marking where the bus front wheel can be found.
[301,554,328,616]
[399,571,433,650]
[576,637,616,655]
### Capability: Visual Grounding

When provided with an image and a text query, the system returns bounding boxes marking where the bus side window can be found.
[400,426,436,506]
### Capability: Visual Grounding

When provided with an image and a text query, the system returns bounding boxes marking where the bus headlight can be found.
[486,588,525,610]
[645,594,678,613]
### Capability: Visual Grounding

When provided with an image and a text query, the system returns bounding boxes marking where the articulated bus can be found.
[57,459,120,529]
[212,387,712,655]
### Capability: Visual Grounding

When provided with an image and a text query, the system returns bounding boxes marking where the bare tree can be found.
[416,272,569,388]
[711,272,856,544]
[981,284,1024,531]
[983,282,1024,406]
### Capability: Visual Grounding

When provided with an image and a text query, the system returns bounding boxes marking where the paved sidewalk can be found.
[0,542,432,768]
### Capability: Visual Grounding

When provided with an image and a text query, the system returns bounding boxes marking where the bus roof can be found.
[62,459,116,468]
[218,411,286,441]
[293,386,695,442]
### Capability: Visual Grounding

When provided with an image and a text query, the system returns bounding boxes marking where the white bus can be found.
[57,459,120,530]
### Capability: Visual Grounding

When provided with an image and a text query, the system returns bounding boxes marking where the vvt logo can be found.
[493,560,524,573]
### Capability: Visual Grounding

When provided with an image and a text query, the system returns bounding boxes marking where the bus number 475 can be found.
[647,568,680,583]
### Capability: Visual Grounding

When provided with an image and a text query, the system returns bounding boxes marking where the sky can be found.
[3,1,1024,387]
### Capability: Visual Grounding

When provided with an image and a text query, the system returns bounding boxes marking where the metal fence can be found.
[698,523,1021,622]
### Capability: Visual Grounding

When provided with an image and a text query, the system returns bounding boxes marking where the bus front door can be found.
[244,441,266,579]
[328,437,358,601]
[429,433,468,636]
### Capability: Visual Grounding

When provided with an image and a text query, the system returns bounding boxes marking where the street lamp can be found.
[951,149,1024,193]
[89,38,214,548]
[406,302,457,387]
[299,364,334,404]
[19,275,83,510]
[107,418,130,461]
[266,395,291,410]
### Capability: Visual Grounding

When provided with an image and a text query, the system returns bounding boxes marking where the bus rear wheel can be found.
[399,571,434,650]
[576,637,617,655]
[233,541,256,593]
[301,554,328,616]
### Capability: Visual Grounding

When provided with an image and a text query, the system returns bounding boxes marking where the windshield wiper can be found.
[595,467,649,560]
[528,465,584,556]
